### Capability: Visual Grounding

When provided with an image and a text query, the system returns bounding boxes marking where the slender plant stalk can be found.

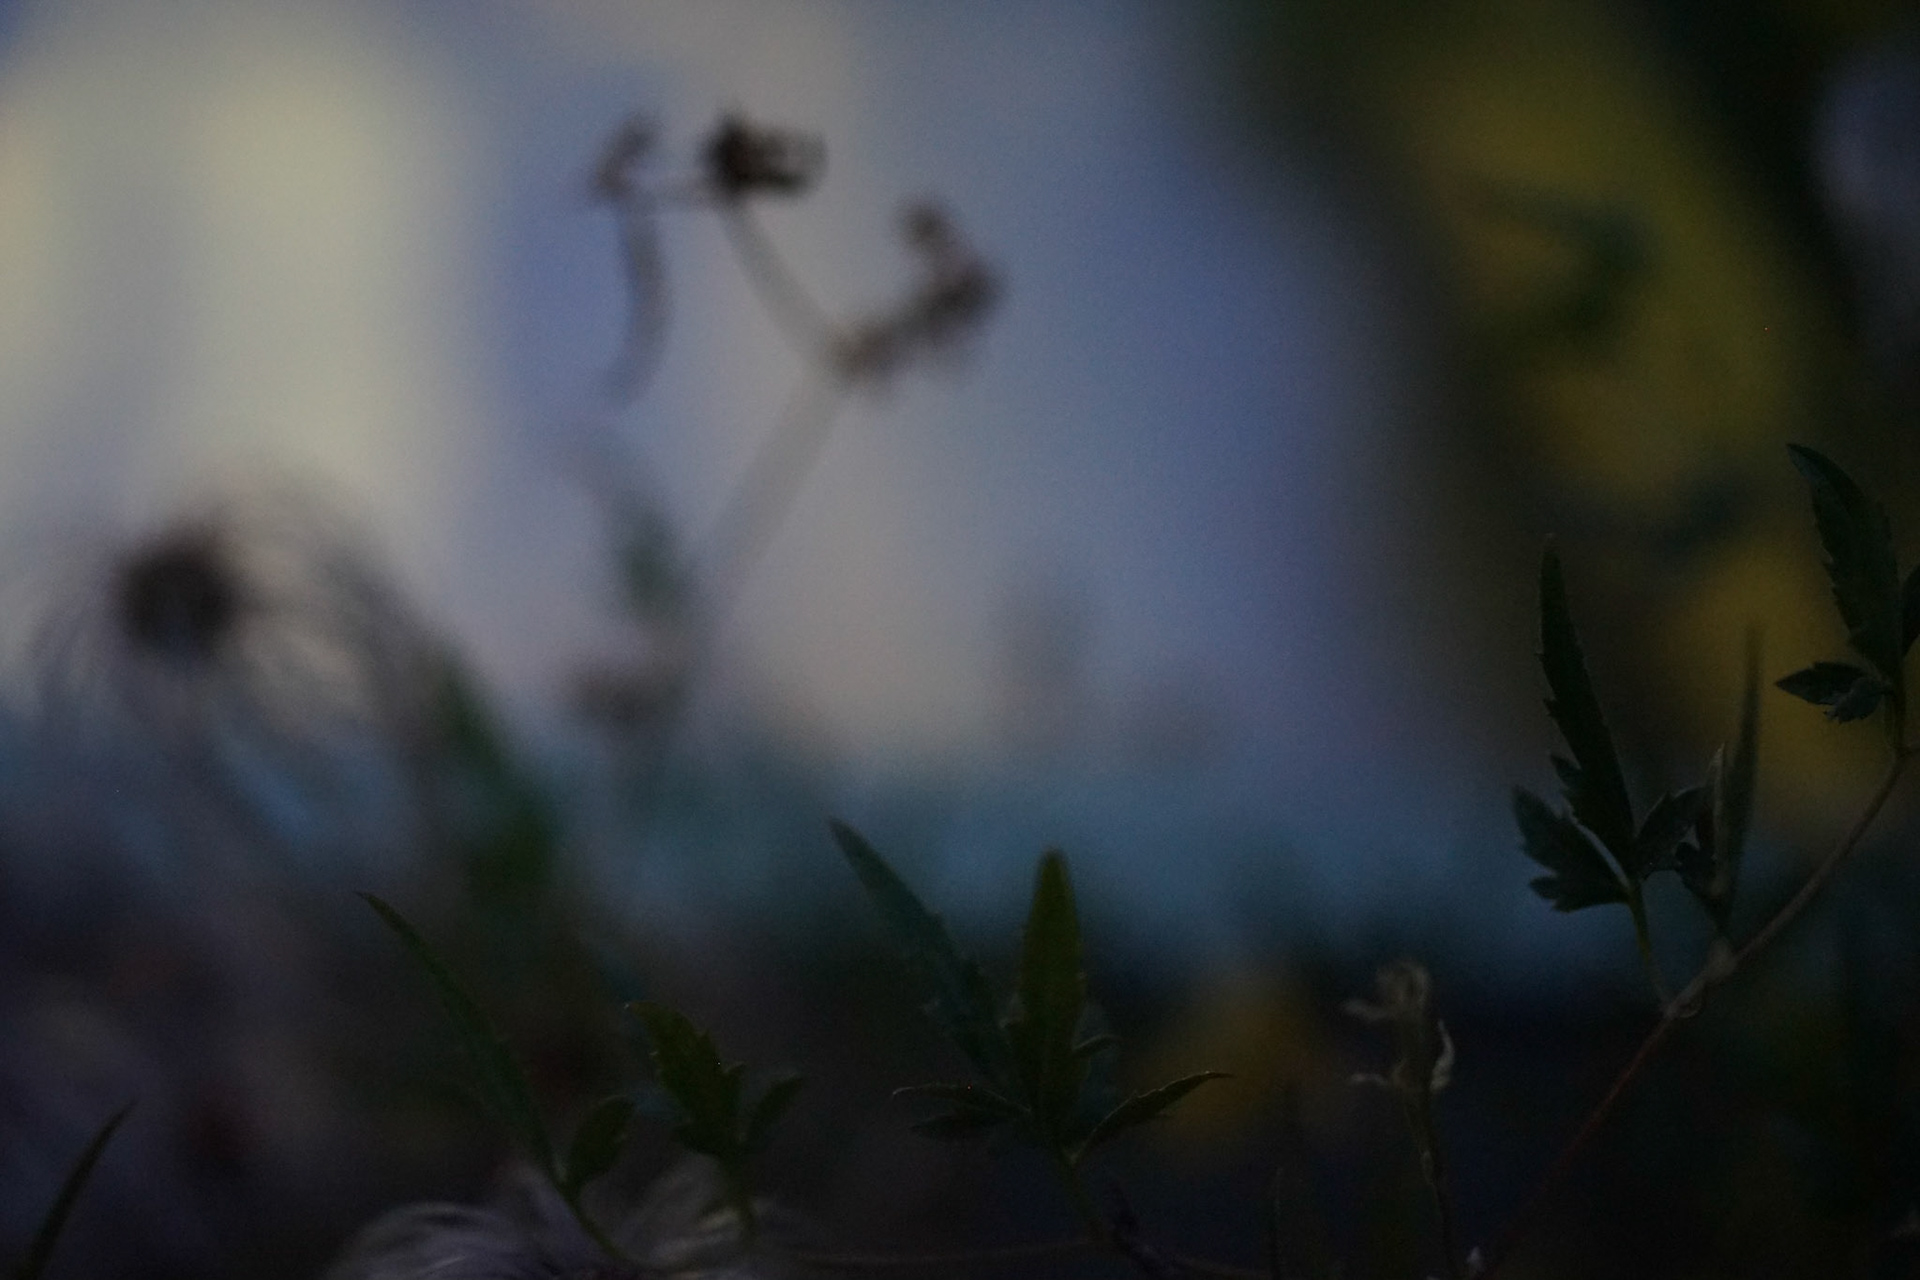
[1483,745,1913,1277]
[1626,890,1671,1006]
[698,371,849,625]
[1405,1089,1466,1280]
[1051,1152,1111,1246]
[719,205,843,365]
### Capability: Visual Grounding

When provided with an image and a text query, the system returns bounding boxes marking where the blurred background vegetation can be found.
[4,1,1920,1277]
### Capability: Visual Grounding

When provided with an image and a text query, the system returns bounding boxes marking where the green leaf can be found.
[1538,545,1637,860]
[895,1080,1026,1139]
[1630,787,1707,879]
[1513,788,1628,911]
[631,1002,743,1161]
[1074,1072,1227,1161]
[741,1074,805,1155]
[1776,661,1871,707]
[1788,444,1904,690]
[361,894,555,1176]
[1005,851,1088,1141]
[14,1103,132,1280]
[830,820,1010,1085]
[562,1096,636,1199]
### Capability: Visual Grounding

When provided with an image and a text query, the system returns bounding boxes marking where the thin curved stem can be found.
[719,204,843,365]
[1483,745,1912,1277]
[697,372,848,625]
[1627,890,1671,1007]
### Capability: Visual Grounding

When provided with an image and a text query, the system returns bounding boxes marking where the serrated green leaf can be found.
[631,1002,742,1161]
[562,1096,636,1199]
[1777,661,1871,706]
[362,895,554,1176]
[1538,546,1637,860]
[895,1080,1026,1142]
[741,1074,805,1155]
[1630,786,1707,879]
[1514,788,1628,911]
[1074,1072,1227,1162]
[829,821,1010,1086]
[1788,444,1904,691]
[1006,851,1088,1142]
[14,1103,132,1280]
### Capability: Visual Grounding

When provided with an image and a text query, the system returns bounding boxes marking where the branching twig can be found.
[1484,744,1913,1276]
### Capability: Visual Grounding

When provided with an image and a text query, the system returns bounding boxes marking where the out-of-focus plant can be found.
[570,111,998,779]
[14,81,1920,1280]
[335,438,1920,1280]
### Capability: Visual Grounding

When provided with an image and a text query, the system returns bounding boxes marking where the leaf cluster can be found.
[829,821,1222,1170]
[363,895,802,1254]
[1775,444,1916,740]
[1514,547,1758,942]
[629,1002,803,1229]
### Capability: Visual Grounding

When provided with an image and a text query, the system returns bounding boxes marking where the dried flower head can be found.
[702,114,824,201]
[2,486,443,867]
[1345,959,1454,1096]
[836,202,1000,382]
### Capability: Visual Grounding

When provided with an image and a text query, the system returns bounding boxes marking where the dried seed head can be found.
[702,114,823,200]
[5,485,445,869]
[114,526,243,668]
[835,202,1000,382]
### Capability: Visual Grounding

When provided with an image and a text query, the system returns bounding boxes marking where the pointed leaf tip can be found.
[361,894,554,1175]
[1076,1073,1228,1160]
[1009,850,1087,1139]
[1786,444,1903,692]
[831,821,1009,1087]
[1776,662,1887,722]
[1537,546,1637,861]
